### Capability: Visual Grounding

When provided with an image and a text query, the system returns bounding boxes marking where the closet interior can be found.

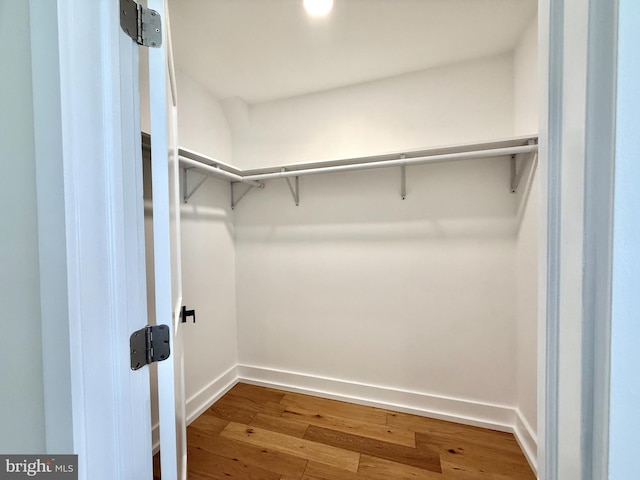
[142,0,540,477]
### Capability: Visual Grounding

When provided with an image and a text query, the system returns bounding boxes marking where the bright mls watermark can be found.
[0,456,77,479]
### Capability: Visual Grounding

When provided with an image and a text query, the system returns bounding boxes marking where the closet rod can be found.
[179,157,264,187]
[241,144,538,182]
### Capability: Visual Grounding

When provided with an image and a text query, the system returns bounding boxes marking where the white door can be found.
[147,1,187,479]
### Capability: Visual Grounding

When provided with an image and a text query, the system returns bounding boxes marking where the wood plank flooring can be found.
[153,383,535,479]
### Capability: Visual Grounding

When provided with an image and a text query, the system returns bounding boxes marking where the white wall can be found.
[140,55,233,163]
[235,160,518,407]
[514,18,540,136]
[228,54,515,169]
[232,54,521,418]
[173,70,233,163]
[514,165,539,462]
[513,15,539,463]
[179,176,238,417]
[0,0,46,453]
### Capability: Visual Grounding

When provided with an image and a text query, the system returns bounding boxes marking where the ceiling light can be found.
[303,0,334,17]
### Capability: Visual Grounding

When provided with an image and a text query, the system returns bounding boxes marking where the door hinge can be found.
[120,0,162,48]
[130,325,170,370]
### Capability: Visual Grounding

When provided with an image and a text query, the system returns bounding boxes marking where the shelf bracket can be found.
[510,139,538,193]
[231,182,255,210]
[510,155,520,193]
[400,155,407,200]
[282,168,300,206]
[182,168,208,203]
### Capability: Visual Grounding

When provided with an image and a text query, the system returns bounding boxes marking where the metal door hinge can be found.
[130,325,170,370]
[120,0,162,48]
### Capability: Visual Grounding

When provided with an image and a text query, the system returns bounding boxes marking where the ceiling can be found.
[169,0,537,104]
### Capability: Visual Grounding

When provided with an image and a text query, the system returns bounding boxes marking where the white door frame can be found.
[607,0,640,478]
[35,0,635,479]
[541,0,623,479]
[32,1,153,478]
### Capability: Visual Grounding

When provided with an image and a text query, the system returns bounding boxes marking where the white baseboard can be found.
[514,408,538,474]
[152,365,239,453]
[186,365,239,425]
[237,364,514,432]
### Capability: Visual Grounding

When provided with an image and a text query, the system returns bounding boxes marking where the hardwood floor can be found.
[154,383,535,479]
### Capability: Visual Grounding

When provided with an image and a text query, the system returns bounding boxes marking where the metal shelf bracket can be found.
[510,139,538,193]
[182,168,208,203]
[231,182,256,210]
[400,155,407,200]
[282,168,300,206]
